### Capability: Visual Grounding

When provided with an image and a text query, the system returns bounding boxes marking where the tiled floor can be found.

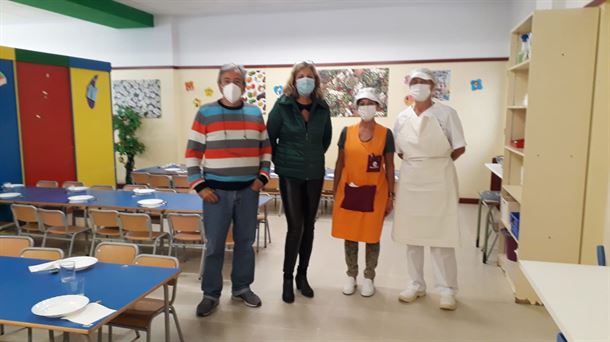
[1,204,558,341]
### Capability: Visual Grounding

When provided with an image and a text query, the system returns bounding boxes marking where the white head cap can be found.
[354,87,381,105]
[408,68,436,84]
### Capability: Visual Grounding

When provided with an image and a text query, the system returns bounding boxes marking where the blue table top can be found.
[0,187,272,213]
[0,256,179,334]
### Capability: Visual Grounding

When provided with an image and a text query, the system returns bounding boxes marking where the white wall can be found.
[511,0,591,27]
[175,2,513,66]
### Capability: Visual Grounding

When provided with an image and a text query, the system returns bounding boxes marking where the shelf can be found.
[501,217,511,229]
[505,145,525,157]
[511,14,533,34]
[507,106,527,110]
[503,185,522,203]
[508,59,530,72]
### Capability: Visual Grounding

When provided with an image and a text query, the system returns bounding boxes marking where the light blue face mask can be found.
[296,77,315,96]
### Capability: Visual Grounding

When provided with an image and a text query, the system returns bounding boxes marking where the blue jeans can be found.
[201,187,259,300]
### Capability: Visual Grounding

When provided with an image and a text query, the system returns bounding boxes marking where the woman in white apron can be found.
[393,68,466,310]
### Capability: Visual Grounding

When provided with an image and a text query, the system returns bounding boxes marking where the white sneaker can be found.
[342,276,357,295]
[360,278,375,297]
[439,293,457,310]
[398,285,426,303]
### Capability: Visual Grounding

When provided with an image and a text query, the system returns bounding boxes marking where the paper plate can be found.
[0,192,22,199]
[61,256,98,271]
[31,295,89,318]
[164,167,181,172]
[137,199,166,208]
[67,186,89,192]
[133,188,155,195]
[2,183,24,189]
[68,195,95,203]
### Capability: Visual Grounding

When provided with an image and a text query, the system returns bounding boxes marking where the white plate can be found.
[67,186,89,192]
[137,199,166,208]
[68,195,95,203]
[164,167,181,172]
[2,183,24,189]
[0,192,22,199]
[31,295,89,318]
[133,188,155,195]
[61,256,98,271]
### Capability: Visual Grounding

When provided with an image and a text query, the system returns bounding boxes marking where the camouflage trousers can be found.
[344,240,380,280]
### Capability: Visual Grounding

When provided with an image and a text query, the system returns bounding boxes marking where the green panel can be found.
[10,0,154,28]
[15,49,69,67]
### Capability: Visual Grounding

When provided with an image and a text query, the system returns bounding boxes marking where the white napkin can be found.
[62,303,115,326]
[29,261,58,273]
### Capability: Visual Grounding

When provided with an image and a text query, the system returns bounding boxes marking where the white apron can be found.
[392,112,460,248]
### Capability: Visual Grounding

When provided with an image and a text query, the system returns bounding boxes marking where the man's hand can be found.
[385,196,394,216]
[198,188,219,203]
[250,179,264,192]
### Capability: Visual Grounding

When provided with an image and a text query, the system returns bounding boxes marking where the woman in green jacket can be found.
[267,61,332,304]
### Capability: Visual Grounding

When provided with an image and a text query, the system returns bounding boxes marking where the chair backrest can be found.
[91,185,114,191]
[36,180,59,188]
[322,179,334,192]
[11,204,38,223]
[89,209,120,232]
[172,175,189,189]
[122,184,149,191]
[62,181,84,189]
[155,188,176,193]
[20,247,64,260]
[38,209,68,230]
[263,177,279,192]
[135,254,179,288]
[0,235,34,256]
[149,174,172,189]
[167,213,203,235]
[597,245,606,266]
[119,213,152,236]
[95,242,139,264]
[131,172,150,186]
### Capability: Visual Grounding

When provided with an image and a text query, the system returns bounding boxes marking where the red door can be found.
[17,62,76,186]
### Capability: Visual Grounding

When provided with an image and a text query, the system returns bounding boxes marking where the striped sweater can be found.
[185,100,272,191]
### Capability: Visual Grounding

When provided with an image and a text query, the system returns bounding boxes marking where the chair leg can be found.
[146,328,151,342]
[68,234,76,257]
[171,307,185,342]
[482,210,491,264]
[168,239,173,256]
[199,247,205,280]
[27,328,32,341]
[89,234,97,257]
[48,330,55,342]
[476,199,483,248]
[108,326,113,342]
[1,324,4,335]
[42,232,48,247]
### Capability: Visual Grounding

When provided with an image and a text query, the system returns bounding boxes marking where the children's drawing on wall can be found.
[244,70,266,114]
[273,85,284,96]
[404,69,451,101]
[319,68,389,117]
[471,79,483,91]
[112,79,162,118]
[0,71,7,87]
[204,87,214,97]
[185,81,194,91]
[86,75,98,109]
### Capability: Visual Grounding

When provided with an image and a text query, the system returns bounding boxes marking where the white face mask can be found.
[409,84,432,102]
[358,105,377,121]
[222,83,243,104]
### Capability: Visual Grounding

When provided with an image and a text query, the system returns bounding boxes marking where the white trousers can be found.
[406,244,458,295]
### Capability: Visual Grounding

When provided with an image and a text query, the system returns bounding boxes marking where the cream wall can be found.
[147,60,507,198]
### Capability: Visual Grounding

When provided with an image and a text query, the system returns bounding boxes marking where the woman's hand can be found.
[385,195,394,216]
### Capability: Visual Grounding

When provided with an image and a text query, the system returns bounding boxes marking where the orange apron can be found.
[332,123,389,243]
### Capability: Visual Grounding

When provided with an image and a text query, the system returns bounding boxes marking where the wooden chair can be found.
[256,197,271,252]
[107,254,184,342]
[262,177,281,213]
[94,242,138,264]
[91,185,114,191]
[149,175,172,189]
[36,180,59,188]
[20,247,64,260]
[11,204,43,239]
[131,172,150,186]
[62,181,84,189]
[118,213,167,255]
[0,235,33,256]
[88,209,122,254]
[172,175,189,190]
[167,213,205,276]
[319,179,335,215]
[38,209,90,257]
[122,184,149,191]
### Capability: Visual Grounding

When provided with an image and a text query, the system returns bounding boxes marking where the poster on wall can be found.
[319,68,389,117]
[404,69,451,101]
[112,79,162,118]
[243,70,266,114]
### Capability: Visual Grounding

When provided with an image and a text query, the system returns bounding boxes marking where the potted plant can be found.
[113,105,145,184]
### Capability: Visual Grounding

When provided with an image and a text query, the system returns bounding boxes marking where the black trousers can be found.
[279,177,324,278]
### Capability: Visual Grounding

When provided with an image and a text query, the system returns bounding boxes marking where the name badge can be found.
[367,154,382,172]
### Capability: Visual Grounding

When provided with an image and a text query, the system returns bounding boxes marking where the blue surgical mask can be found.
[296,77,315,96]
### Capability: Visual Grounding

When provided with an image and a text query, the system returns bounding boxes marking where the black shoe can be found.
[282,277,295,303]
[296,273,314,298]
[232,290,262,308]
[196,298,218,317]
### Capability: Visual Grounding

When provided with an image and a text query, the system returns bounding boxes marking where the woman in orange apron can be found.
[332,88,395,297]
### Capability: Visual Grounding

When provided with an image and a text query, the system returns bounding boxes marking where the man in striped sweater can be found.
[186,63,272,317]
